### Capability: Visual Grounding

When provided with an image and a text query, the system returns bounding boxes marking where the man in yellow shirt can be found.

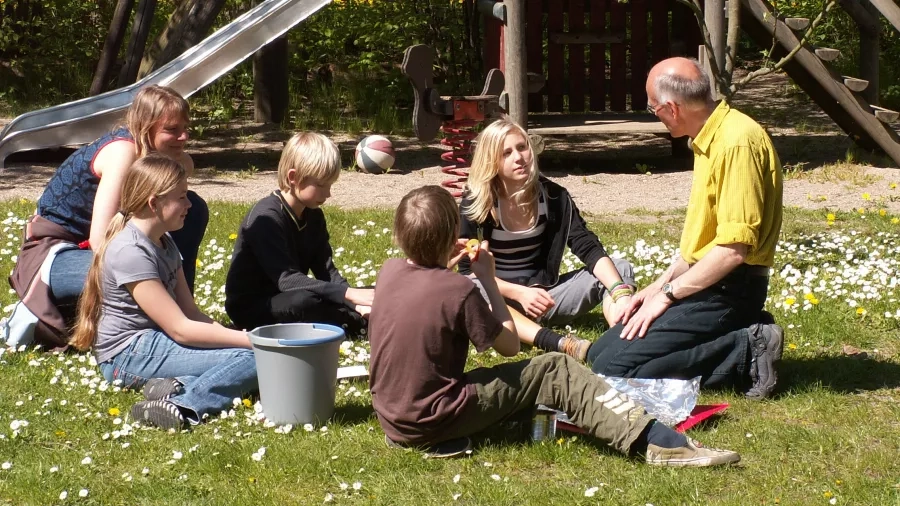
[587,57,784,399]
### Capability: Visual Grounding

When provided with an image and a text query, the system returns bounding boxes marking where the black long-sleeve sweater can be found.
[225,191,349,316]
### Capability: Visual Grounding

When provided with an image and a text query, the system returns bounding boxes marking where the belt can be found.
[688,263,770,277]
[739,264,771,277]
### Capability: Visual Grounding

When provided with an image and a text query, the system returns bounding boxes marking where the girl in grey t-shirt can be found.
[69,155,257,431]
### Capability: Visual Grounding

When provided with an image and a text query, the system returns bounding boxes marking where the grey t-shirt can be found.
[94,222,182,364]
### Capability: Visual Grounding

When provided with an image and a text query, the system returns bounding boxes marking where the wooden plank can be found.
[814,47,841,61]
[610,0,627,111]
[631,0,649,110]
[528,112,670,135]
[588,0,607,111]
[547,0,565,112]
[842,76,869,92]
[872,106,899,123]
[784,17,809,30]
[505,0,528,126]
[569,0,587,112]
[483,13,502,71]
[868,0,900,35]
[551,31,623,44]
[650,0,669,63]
[526,0,544,112]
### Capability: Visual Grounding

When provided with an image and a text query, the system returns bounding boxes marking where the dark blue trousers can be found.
[587,266,769,390]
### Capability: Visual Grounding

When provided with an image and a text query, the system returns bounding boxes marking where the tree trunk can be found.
[253,36,289,124]
[137,0,228,80]
[117,0,158,87]
[91,0,136,95]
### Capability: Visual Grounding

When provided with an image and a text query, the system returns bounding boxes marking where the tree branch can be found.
[732,0,837,92]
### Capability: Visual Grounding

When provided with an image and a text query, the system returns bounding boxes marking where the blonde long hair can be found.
[123,85,190,158]
[463,116,540,225]
[70,155,187,351]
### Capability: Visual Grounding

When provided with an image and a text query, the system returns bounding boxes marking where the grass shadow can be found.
[780,355,900,394]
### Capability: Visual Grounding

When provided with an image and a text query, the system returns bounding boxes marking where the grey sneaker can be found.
[142,378,184,401]
[558,336,592,363]
[646,438,741,467]
[746,321,785,400]
[131,400,187,431]
[384,434,473,459]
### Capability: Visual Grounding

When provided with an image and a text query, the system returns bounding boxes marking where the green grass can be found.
[1,202,899,505]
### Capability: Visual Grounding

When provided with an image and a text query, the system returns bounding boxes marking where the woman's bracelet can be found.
[610,284,635,302]
[607,281,625,292]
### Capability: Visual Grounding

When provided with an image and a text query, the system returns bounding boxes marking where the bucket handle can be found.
[275,323,346,346]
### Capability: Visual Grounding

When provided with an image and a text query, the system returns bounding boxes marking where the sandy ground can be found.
[2,73,899,217]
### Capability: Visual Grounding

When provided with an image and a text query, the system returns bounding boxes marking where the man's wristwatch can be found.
[661,282,678,302]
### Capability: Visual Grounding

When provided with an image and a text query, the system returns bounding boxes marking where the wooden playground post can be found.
[704,0,726,97]
[504,0,528,129]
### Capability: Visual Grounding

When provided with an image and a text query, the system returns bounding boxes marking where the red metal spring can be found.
[440,119,479,198]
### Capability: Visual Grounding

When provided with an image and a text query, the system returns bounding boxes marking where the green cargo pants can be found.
[441,353,654,454]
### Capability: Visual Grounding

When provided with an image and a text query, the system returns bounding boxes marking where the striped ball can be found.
[355,135,395,174]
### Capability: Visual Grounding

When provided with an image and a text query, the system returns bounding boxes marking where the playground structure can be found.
[472,0,900,166]
[1,0,899,171]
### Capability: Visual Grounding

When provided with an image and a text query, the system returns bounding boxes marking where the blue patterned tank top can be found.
[36,128,134,240]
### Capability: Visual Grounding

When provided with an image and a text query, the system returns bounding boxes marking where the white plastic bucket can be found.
[248,323,345,425]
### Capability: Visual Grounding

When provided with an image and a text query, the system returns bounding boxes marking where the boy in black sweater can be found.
[225,132,373,334]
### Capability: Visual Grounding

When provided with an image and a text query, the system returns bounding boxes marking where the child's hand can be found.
[447,238,471,269]
[515,286,555,319]
[469,240,495,280]
[346,288,374,306]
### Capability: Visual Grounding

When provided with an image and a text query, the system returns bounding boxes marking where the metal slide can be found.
[0,0,331,168]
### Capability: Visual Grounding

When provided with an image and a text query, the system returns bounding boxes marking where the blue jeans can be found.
[98,330,258,423]
[587,266,769,390]
[48,191,209,304]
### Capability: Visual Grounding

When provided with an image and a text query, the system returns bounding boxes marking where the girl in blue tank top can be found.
[21,85,208,325]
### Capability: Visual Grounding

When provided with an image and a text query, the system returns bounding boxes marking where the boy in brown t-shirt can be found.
[368,186,742,466]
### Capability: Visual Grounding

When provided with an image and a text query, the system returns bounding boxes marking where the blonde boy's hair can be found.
[463,116,540,225]
[394,186,459,268]
[278,132,342,192]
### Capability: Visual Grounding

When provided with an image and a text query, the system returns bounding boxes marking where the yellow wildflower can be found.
[108,407,121,416]
[857,207,865,214]
[826,213,835,221]
[890,182,897,190]
[242,398,253,408]
[856,307,866,316]
[787,343,798,350]
[862,193,871,200]
[785,297,796,305]
[229,233,238,240]
[196,259,203,268]
[892,217,899,224]
[824,491,833,499]
[879,209,887,216]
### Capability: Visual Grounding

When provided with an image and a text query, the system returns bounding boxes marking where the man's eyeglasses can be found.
[647,102,663,115]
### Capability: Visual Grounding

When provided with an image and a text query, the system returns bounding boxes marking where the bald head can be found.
[648,57,712,107]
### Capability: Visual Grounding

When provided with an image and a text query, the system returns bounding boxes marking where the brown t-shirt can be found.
[368,258,501,444]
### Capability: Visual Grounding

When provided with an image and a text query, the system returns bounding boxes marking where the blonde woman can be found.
[458,117,636,361]
[71,154,255,431]
[10,85,208,347]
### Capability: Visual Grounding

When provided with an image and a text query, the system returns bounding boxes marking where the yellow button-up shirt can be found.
[680,101,783,266]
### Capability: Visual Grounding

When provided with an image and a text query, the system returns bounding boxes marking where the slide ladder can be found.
[0,0,331,168]
[740,0,900,166]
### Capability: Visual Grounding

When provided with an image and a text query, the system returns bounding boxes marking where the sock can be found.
[534,327,566,352]
[632,420,688,454]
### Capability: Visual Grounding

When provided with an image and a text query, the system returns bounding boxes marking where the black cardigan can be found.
[458,178,608,288]
[225,191,349,313]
